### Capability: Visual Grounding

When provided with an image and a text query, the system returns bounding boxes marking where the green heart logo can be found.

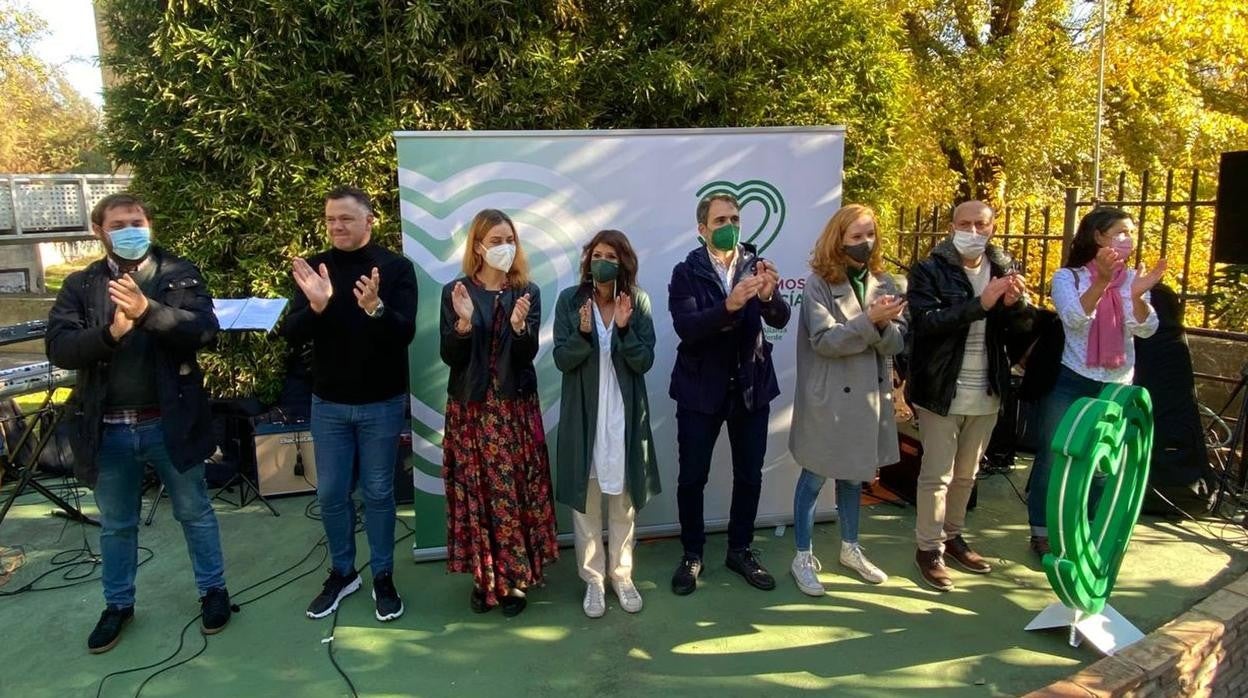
[1044,384,1153,616]
[696,180,786,254]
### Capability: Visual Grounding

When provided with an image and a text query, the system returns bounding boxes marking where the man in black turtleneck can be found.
[285,186,417,623]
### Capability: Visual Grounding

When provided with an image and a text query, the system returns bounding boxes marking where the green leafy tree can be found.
[99,0,910,398]
[0,1,106,173]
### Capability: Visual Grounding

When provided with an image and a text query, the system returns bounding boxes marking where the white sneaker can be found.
[612,578,643,613]
[583,582,606,618]
[790,551,825,597]
[840,541,888,584]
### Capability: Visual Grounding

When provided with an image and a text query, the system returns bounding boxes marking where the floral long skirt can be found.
[443,390,558,607]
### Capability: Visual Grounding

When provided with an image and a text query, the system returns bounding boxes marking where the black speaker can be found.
[1214,151,1248,264]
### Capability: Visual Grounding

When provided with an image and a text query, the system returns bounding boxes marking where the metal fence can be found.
[0,174,132,245]
[888,169,1225,334]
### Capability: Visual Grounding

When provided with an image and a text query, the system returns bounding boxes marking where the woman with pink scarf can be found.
[1026,207,1166,555]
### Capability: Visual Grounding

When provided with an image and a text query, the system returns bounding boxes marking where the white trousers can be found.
[571,477,636,585]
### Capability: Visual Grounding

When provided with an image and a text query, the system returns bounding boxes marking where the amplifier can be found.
[254,423,317,497]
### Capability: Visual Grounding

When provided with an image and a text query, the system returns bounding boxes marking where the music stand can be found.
[209,398,279,517]
[0,389,96,528]
[205,298,289,517]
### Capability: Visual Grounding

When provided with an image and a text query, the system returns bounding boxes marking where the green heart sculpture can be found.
[1044,384,1153,616]
[696,180,786,254]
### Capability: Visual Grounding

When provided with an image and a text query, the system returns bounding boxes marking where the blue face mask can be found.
[107,226,152,261]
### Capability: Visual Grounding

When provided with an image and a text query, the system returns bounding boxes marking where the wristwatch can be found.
[367,298,385,318]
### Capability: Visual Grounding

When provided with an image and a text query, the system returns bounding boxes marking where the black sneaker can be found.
[200,587,232,635]
[87,605,134,654]
[306,568,361,619]
[470,587,492,613]
[671,554,703,596]
[501,593,527,617]
[372,572,404,622]
[725,548,776,591]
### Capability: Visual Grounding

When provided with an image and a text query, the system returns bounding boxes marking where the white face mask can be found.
[952,229,988,259]
[481,243,516,273]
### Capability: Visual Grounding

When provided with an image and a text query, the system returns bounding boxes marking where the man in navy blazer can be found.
[668,192,791,595]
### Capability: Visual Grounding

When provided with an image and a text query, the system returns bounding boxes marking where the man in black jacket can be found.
[906,200,1031,591]
[46,193,230,653]
[668,192,791,595]
[286,187,417,623]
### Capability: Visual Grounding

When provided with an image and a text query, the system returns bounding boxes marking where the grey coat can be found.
[789,271,906,481]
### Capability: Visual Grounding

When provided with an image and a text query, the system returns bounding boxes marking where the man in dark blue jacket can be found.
[46,193,229,653]
[668,192,791,595]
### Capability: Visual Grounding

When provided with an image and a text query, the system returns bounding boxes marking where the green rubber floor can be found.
[0,463,1243,698]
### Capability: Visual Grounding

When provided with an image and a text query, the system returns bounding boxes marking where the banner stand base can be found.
[1025,602,1145,656]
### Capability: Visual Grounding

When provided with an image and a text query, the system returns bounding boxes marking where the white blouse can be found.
[590,302,627,496]
[1050,266,1159,384]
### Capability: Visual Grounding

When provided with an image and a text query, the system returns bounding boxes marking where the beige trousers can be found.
[572,477,636,585]
[914,407,998,552]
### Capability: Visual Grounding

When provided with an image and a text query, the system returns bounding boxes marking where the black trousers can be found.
[675,394,770,557]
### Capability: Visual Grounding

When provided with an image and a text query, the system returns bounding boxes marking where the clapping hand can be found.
[293,258,333,313]
[1131,259,1167,298]
[867,294,906,326]
[979,275,1013,310]
[754,259,779,301]
[353,266,381,314]
[615,293,633,328]
[451,281,474,333]
[511,292,532,334]
[1003,273,1028,306]
[579,298,592,333]
[726,275,765,312]
[1093,247,1118,283]
[108,274,150,321]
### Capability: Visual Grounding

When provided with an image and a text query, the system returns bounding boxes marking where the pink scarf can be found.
[1085,262,1127,369]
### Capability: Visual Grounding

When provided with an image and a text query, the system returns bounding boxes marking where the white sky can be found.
[26,0,104,107]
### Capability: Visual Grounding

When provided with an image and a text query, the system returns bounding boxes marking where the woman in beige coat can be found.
[788,204,907,595]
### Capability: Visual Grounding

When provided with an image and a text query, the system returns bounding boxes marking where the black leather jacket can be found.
[905,239,1034,416]
[439,278,541,403]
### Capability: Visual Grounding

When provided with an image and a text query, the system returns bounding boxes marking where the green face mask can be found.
[590,258,619,283]
[709,223,740,252]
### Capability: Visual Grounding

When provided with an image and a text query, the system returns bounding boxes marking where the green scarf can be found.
[848,265,869,307]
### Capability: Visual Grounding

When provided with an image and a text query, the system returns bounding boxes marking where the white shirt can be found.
[948,260,1000,416]
[589,302,627,496]
[1050,266,1159,383]
[707,246,740,294]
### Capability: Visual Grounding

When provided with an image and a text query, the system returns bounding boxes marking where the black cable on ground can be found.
[1148,486,1248,550]
[97,506,417,698]
[1,479,155,598]
[327,605,360,698]
[0,546,154,597]
[976,458,1029,506]
[95,536,330,698]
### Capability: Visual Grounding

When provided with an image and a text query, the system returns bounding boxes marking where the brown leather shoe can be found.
[944,535,991,574]
[915,549,954,592]
[1029,535,1051,556]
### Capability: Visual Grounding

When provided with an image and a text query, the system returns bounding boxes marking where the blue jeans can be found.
[1026,365,1110,535]
[311,394,405,577]
[95,420,226,608]
[793,468,861,551]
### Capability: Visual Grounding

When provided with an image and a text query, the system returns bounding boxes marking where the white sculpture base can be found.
[1025,602,1145,656]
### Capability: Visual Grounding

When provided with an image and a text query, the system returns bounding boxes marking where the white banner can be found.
[395,127,846,558]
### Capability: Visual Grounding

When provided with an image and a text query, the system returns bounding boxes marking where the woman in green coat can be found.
[553,229,660,619]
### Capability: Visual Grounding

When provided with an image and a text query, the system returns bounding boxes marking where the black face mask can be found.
[844,241,873,265]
